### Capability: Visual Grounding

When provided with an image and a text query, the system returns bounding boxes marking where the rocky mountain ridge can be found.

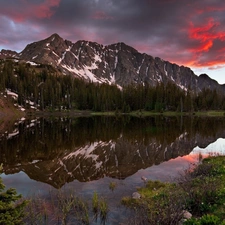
[0,33,223,92]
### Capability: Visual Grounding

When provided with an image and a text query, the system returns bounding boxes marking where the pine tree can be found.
[0,165,27,225]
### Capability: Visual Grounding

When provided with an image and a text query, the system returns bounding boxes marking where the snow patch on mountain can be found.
[26,61,39,66]
[57,46,72,66]
[32,55,38,60]
[1,33,223,93]
[137,57,145,74]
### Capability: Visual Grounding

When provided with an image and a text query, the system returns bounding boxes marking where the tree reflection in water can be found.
[1,116,225,188]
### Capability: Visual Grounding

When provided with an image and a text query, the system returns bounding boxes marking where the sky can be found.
[1,0,225,84]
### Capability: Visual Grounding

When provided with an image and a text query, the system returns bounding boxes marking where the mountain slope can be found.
[0,33,224,92]
[0,49,19,59]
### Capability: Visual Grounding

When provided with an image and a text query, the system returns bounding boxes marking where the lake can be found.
[1,115,225,224]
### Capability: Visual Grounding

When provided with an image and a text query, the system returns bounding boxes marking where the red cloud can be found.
[92,11,114,20]
[189,18,221,51]
[0,38,9,45]
[1,0,61,22]
[194,59,225,68]
[34,0,61,19]
[185,17,225,68]
[208,65,225,70]
[196,5,225,15]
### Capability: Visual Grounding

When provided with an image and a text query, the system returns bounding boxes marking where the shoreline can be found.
[25,109,225,117]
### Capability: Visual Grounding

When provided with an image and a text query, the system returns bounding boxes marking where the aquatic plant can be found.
[109,181,117,191]
[92,191,99,214]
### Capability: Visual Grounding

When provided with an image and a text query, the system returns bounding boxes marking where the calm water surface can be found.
[1,115,225,224]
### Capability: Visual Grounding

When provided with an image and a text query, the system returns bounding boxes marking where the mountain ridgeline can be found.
[0,33,225,112]
[0,33,223,92]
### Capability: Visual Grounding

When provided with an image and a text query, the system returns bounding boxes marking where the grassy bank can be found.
[91,110,225,117]
[21,107,225,118]
[194,110,225,117]
[129,110,225,117]
[122,155,225,224]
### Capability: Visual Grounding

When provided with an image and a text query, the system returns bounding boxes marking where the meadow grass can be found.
[122,155,225,224]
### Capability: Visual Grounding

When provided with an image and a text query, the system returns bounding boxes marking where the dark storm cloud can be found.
[1,0,225,69]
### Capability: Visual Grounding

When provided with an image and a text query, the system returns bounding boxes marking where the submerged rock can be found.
[132,192,141,199]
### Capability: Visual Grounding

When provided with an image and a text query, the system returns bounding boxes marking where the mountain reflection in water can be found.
[1,116,225,188]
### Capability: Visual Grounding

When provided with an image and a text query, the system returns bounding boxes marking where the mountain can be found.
[0,49,19,59]
[0,33,223,92]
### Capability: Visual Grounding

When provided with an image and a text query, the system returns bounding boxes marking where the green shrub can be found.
[184,217,200,225]
[184,214,221,225]
[199,214,220,225]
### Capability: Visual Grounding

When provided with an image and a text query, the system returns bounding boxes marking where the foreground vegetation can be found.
[0,164,27,224]
[0,178,109,225]
[122,155,225,225]
[23,190,108,225]
[2,156,225,224]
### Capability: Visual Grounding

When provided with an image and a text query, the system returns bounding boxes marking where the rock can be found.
[132,192,141,199]
[182,210,192,219]
[178,211,192,225]
[141,176,147,182]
